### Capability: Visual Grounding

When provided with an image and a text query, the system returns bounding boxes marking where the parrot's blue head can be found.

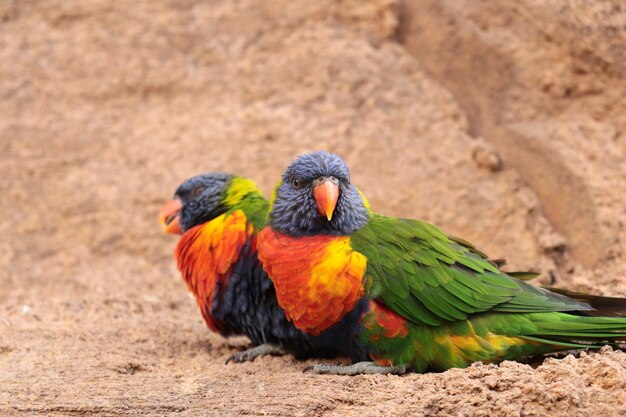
[160,172,233,234]
[270,151,370,236]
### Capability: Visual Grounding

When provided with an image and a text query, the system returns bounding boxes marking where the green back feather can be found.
[350,215,592,326]
[223,176,269,231]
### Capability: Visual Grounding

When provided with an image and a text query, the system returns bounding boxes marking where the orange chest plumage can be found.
[175,210,251,332]
[257,228,367,336]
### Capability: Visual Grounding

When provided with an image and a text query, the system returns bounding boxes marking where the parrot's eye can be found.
[192,186,204,197]
[291,178,302,189]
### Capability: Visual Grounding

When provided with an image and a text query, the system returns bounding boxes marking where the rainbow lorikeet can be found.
[159,173,356,362]
[257,151,626,375]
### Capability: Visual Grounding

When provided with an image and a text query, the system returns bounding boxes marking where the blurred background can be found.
[1,1,625,414]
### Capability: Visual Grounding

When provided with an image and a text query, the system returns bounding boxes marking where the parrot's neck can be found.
[223,180,269,232]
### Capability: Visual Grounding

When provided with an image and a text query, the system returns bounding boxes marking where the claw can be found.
[225,343,287,364]
[302,361,407,376]
[224,352,245,364]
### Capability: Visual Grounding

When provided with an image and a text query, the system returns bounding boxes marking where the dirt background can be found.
[1,0,625,415]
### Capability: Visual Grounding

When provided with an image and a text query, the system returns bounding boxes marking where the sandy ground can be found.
[1,1,625,415]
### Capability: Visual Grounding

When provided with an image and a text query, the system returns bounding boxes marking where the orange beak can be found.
[159,198,183,234]
[313,178,339,221]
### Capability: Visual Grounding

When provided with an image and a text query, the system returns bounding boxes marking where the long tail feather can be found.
[518,314,626,351]
[507,271,541,280]
[542,288,626,317]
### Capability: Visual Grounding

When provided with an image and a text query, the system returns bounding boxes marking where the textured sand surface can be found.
[1,1,625,415]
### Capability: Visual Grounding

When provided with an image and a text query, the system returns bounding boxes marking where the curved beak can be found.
[159,198,183,234]
[312,177,339,221]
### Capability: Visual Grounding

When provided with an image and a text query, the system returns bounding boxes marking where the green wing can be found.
[350,215,592,326]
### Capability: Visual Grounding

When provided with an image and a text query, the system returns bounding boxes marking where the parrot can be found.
[256,151,626,375]
[159,172,354,363]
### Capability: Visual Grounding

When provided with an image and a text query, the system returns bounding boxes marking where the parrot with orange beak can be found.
[159,173,355,363]
[257,151,626,375]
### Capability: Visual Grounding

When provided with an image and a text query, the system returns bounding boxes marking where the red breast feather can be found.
[257,228,366,336]
[175,210,250,333]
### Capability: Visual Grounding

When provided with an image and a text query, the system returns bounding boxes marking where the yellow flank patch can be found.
[437,326,527,364]
[449,335,482,352]
[223,177,260,207]
[485,334,525,352]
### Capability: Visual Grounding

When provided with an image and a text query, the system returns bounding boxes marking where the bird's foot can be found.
[225,343,287,364]
[303,361,407,376]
